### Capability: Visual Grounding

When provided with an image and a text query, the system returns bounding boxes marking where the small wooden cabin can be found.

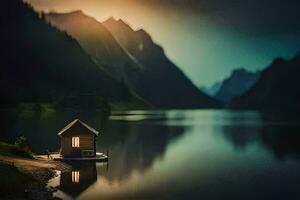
[58,119,99,158]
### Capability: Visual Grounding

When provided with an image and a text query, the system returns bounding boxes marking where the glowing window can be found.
[72,171,80,183]
[72,137,80,147]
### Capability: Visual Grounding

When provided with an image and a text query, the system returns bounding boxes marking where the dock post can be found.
[106,150,109,171]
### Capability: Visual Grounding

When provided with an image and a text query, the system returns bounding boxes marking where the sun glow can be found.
[72,171,80,183]
[25,0,300,87]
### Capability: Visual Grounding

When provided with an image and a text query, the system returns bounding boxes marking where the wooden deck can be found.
[35,152,108,162]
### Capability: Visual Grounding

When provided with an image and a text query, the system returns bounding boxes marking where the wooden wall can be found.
[60,122,96,157]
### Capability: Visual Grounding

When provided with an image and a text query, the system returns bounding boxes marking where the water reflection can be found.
[2,110,300,199]
[222,124,300,161]
[55,161,98,199]
[99,120,186,181]
[222,125,261,151]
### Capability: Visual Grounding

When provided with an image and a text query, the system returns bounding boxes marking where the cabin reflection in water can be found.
[72,171,80,183]
[59,161,97,198]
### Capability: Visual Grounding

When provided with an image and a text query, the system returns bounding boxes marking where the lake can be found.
[2,109,300,199]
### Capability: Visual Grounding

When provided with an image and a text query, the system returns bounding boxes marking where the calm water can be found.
[2,110,300,199]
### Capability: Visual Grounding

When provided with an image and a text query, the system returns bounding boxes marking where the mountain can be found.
[215,69,260,103]
[230,54,300,114]
[0,0,146,111]
[46,12,219,109]
[46,11,138,83]
[200,82,222,96]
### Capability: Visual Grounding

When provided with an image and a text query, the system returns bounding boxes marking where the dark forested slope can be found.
[46,12,219,109]
[0,0,145,110]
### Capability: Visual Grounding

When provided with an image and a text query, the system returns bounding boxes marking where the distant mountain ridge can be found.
[0,0,147,110]
[230,54,300,113]
[200,82,222,96]
[215,69,260,103]
[46,12,219,109]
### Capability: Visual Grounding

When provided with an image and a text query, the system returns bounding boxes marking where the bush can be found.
[14,135,29,150]
[0,141,33,158]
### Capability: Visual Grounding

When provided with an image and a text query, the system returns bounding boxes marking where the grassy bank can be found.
[0,141,61,199]
[0,141,33,198]
[0,141,32,158]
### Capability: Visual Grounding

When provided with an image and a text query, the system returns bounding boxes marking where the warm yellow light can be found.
[72,137,80,147]
[72,171,80,183]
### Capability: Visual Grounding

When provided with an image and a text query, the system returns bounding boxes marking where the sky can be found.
[25,0,300,87]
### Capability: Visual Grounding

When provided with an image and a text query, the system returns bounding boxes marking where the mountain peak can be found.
[48,10,85,18]
[104,17,127,25]
[105,16,117,23]
[103,17,133,32]
[136,28,147,35]
[71,10,83,14]
[272,57,286,65]
[215,68,261,103]
[117,18,126,24]
[117,19,133,30]
[230,53,300,113]
[67,10,84,16]
[231,68,248,76]
[136,28,153,42]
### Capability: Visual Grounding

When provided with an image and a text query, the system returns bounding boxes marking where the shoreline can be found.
[0,155,70,200]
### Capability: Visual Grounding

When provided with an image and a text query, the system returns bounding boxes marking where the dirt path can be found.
[0,155,70,200]
[0,155,70,182]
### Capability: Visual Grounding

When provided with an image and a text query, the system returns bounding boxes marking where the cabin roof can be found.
[58,119,99,136]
